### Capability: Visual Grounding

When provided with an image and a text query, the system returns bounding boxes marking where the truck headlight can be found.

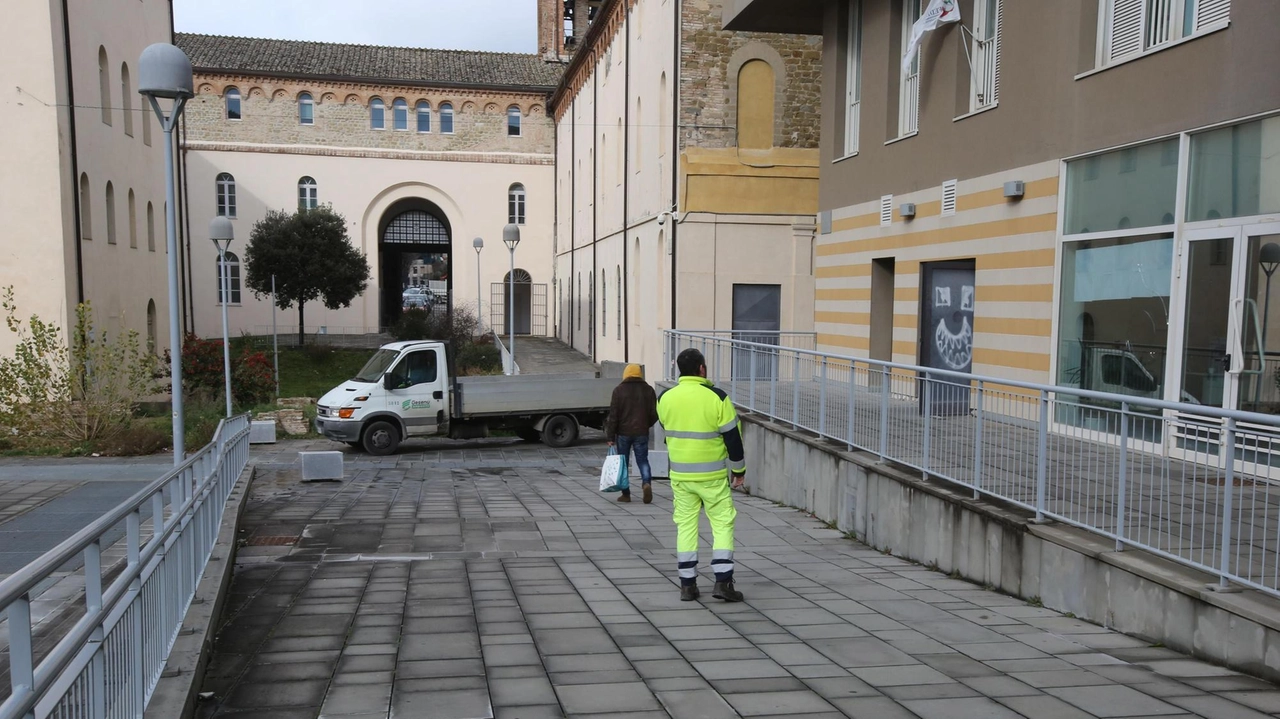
[338,408,355,419]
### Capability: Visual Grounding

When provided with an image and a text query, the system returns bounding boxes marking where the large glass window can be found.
[393,99,409,130]
[298,176,318,210]
[370,98,385,130]
[508,105,522,137]
[1057,234,1174,411]
[216,173,236,218]
[440,103,454,134]
[1188,115,1280,223]
[417,101,431,132]
[217,251,242,304]
[225,87,241,120]
[299,92,314,125]
[1064,138,1179,235]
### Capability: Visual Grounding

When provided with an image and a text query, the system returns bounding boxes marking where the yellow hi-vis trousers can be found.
[673,477,736,586]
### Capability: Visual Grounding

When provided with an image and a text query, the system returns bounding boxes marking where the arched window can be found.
[127,189,137,248]
[577,273,582,331]
[616,265,622,337]
[298,176,318,210]
[79,173,92,240]
[121,63,134,137]
[634,97,642,172]
[416,101,431,133]
[659,73,668,157]
[98,47,111,126]
[142,101,152,146]
[146,300,157,354]
[225,87,241,120]
[298,92,314,125]
[440,102,454,134]
[105,182,117,245]
[508,184,526,225]
[737,59,776,150]
[215,173,236,217]
[370,98,385,130]
[217,251,241,305]
[507,105,522,137]
[146,202,155,252]
[393,99,409,130]
[601,273,607,338]
[616,118,624,183]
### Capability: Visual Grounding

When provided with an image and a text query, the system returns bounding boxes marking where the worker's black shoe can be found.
[712,580,744,602]
[617,494,631,503]
[642,485,653,504]
[680,584,701,602]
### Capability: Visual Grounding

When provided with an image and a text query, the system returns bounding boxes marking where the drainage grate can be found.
[247,535,298,546]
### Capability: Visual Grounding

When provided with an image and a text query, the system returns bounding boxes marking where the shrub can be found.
[233,349,275,405]
[95,422,169,456]
[455,342,502,376]
[181,334,225,399]
[390,309,433,342]
[183,334,276,407]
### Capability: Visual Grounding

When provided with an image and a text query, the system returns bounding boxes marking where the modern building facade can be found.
[175,33,563,339]
[549,0,823,374]
[726,0,1280,421]
[2,0,176,356]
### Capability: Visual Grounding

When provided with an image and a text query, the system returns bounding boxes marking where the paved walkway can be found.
[514,337,598,376]
[196,438,1280,719]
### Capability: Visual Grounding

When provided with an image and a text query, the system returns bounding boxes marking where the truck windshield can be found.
[353,349,400,383]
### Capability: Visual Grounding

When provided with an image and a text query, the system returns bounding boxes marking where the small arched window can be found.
[508,184,526,225]
[217,251,242,305]
[577,273,582,331]
[142,100,152,146]
[146,202,155,252]
[602,273,607,338]
[659,73,668,157]
[417,101,431,133]
[507,105,522,137]
[105,182,117,245]
[370,98,386,130]
[127,189,137,248]
[216,173,236,218]
[299,92,314,125]
[98,47,111,126]
[393,99,409,130]
[146,300,157,354]
[79,173,92,240]
[121,63,134,137]
[738,59,776,150]
[440,102,454,134]
[634,97,642,172]
[616,266,622,337]
[298,176,318,210]
[225,87,241,120]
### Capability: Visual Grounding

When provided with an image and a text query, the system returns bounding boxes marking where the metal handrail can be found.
[0,414,251,719]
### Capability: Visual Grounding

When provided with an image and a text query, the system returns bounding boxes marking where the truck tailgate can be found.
[455,374,618,417]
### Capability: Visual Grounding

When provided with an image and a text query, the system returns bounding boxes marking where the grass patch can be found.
[270,346,376,399]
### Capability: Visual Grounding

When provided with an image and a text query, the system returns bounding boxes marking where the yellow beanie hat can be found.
[623,364,643,380]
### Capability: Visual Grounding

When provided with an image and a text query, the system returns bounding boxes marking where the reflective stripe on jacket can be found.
[657,376,746,482]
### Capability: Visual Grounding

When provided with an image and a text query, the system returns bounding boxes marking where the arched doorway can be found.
[502,269,533,335]
[378,199,451,328]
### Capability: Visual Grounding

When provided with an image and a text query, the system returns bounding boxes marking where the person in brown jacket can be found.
[605,364,659,503]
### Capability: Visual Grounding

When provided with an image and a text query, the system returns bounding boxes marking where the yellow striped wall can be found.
[816,160,1061,384]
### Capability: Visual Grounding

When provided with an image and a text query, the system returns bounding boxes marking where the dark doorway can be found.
[919,260,976,416]
[491,269,534,335]
[732,284,781,380]
[378,200,451,329]
[870,258,896,361]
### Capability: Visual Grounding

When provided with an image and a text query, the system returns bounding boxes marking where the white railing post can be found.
[9,595,34,719]
[1218,417,1237,589]
[819,357,828,438]
[879,367,890,461]
[1117,402,1129,551]
[973,380,984,500]
[922,376,933,478]
[84,540,106,719]
[847,361,857,451]
[1036,389,1049,522]
[769,351,778,418]
[749,347,757,412]
[791,353,802,429]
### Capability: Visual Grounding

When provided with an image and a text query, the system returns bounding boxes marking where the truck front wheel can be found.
[541,415,578,449]
[362,420,401,456]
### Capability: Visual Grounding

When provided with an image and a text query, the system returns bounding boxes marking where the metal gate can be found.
[490,282,547,335]
[532,284,547,335]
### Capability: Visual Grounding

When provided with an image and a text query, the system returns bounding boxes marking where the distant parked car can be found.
[402,296,428,312]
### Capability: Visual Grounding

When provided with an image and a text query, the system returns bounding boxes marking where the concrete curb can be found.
[143,464,255,719]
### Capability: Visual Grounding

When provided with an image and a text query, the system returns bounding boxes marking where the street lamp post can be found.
[139,43,194,465]
[473,237,484,331]
[1255,242,1280,410]
[503,224,521,375]
[211,217,235,417]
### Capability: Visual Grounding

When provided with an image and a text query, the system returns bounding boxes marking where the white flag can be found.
[902,0,961,74]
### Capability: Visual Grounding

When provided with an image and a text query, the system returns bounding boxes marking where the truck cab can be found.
[316,341,449,454]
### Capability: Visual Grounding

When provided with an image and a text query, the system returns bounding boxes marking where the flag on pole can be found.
[902,0,961,74]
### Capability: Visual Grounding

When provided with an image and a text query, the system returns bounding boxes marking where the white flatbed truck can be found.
[315,340,618,455]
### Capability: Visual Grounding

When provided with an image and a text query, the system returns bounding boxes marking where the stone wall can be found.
[185,75,556,155]
[680,0,823,150]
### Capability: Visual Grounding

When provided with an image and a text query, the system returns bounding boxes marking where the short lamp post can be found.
[1255,242,1280,409]
[211,217,235,417]
[503,224,521,375]
[473,237,484,331]
[139,43,194,465]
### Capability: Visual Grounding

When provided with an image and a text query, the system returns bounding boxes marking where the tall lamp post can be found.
[211,217,235,417]
[1255,242,1280,410]
[139,43,194,465]
[473,237,484,331]
[503,224,521,375]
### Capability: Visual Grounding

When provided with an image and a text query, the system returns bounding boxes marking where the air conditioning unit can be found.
[899,202,917,219]
[1004,180,1025,199]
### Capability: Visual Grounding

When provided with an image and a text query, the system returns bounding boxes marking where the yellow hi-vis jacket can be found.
[657,376,747,482]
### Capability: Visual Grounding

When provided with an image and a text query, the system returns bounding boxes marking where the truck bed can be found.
[453,374,617,417]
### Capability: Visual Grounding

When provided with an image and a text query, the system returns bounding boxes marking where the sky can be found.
[172,0,538,53]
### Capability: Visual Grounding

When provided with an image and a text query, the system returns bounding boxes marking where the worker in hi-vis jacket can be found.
[657,348,746,603]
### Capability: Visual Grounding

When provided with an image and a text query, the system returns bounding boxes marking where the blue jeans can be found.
[615,435,651,496]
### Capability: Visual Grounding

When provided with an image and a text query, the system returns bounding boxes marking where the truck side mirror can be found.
[383,373,395,391]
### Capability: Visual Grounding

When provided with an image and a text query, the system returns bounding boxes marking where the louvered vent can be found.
[942,180,958,216]
[880,196,893,226]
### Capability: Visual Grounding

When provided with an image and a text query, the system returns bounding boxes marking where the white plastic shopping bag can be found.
[600,448,626,492]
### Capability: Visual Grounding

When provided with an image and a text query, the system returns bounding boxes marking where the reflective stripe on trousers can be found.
[672,479,736,586]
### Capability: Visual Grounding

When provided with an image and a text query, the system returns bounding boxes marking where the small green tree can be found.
[243,207,371,345]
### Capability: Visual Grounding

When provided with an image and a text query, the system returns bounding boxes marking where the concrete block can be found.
[249,420,277,444]
[300,451,343,482]
[649,451,669,478]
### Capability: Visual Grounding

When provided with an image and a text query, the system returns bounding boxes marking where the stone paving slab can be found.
[193,438,1280,719]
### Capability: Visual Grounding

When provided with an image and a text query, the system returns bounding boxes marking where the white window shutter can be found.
[1194,0,1229,30]
[992,0,1001,104]
[942,180,958,216]
[880,195,894,226]
[1107,0,1145,62]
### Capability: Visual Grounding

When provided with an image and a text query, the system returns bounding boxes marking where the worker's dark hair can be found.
[676,348,706,377]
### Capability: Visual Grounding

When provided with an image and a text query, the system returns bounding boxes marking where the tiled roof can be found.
[175,33,564,91]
